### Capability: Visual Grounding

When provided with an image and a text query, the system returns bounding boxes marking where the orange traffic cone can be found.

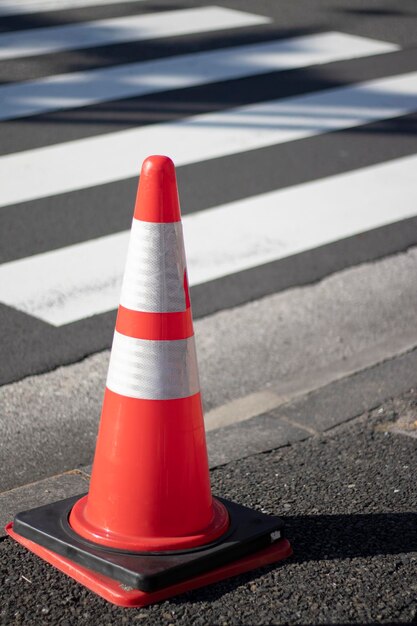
[6,156,292,607]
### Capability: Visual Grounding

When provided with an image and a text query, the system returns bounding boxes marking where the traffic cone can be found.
[6,156,292,607]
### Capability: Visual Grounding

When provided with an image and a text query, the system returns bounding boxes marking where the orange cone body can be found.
[70,155,229,551]
[7,155,291,607]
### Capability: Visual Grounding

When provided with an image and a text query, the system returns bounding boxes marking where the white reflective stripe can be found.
[106,331,200,400]
[119,220,187,313]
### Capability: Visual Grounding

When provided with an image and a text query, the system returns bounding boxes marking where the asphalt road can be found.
[0,0,417,384]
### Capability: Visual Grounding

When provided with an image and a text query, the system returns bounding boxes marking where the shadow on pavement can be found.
[167,511,416,609]
[286,511,417,561]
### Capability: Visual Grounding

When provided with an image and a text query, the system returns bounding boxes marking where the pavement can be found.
[1,383,416,625]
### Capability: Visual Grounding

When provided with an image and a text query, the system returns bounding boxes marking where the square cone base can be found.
[6,522,292,607]
[5,494,292,607]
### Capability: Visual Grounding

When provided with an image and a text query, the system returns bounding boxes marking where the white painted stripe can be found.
[120,220,187,313]
[0,32,397,122]
[0,0,147,17]
[1,153,417,326]
[0,7,268,60]
[106,331,200,400]
[1,69,415,209]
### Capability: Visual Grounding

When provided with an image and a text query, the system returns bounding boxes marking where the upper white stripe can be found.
[120,220,187,313]
[1,153,417,326]
[0,0,147,17]
[0,32,397,122]
[0,69,415,209]
[0,7,268,60]
[106,331,200,400]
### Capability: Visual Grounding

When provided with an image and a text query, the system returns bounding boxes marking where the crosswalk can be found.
[2,153,417,326]
[1,0,416,384]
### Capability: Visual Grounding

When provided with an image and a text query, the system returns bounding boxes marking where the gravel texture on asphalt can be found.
[1,390,416,626]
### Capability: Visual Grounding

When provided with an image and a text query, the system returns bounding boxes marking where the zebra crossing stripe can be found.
[0,33,397,122]
[0,0,147,17]
[0,70,416,209]
[0,6,269,61]
[0,153,416,326]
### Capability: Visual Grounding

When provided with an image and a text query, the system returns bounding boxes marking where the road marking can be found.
[0,69,416,208]
[0,6,268,60]
[1,153,417,326]
[0,0,147,17]
[0,32,397,122]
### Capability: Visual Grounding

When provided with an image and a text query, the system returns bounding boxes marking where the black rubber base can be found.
[13,495,285,592]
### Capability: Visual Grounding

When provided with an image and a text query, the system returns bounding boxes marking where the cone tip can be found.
[134,155,181,223]
[142,154,174,173]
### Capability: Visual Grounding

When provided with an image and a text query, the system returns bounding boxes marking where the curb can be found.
[207,345,417,467]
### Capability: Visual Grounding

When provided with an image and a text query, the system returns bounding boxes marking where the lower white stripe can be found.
[0,70,415,209]
[0,33,397,122]
[106,331,200,400]
[0,153,416,325]
[0,7,268,61]
[120,220,187,313]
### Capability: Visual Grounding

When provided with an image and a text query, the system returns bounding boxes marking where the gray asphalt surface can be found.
[1,389,416,625]
[2,0,417,386]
